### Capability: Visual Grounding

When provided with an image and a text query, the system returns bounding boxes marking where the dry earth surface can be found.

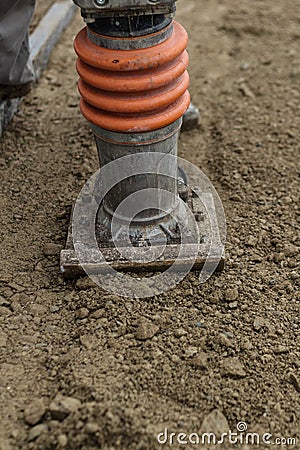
[0,0,299,449]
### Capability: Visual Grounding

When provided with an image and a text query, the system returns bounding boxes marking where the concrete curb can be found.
[0,0,77,137]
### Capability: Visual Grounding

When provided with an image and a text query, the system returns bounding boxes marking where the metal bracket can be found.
[73,0,176,18]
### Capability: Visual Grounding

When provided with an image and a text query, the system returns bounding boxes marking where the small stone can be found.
[240,62,250,70]
[274,252,285,264]
[35,261,44,272]
[11,292,30,306]
[239,83,255,98]
[210,294,220,304]
[49,396,81,421]
[85,422,99,434]
[57,210,67,219]
[241,339,253,351]
[261,354,273,364]
[224,288,238,302]
[8,282,25,292]
[223,331,234,338]
[201,409,229,437]
[190,352,209,370]
[0,332,7,347]
[274,345,289,355]
[75,277,96,290]
[184,346,198,358]
[0,439,13,450]
[57,434,68,447]
[252,317,261,330]
[253,317,271,331]
[220,357,246,379]
[0,306,10,316]
[79,334,95,350]
[50,305,60,313]
[28,304,47,316]
[90,309,104,319]
[245,236,256,247]
[0,295,9,306]
[76,307,89,319]
[135,320,159,340]
[262,58,272,65]
[289,373,300,393]
[28,424,48,442]
[24,399,46,426]
[218,333,234,348]
[283,245,299,257]
[174,328,187,338]
[251,253,263,263]
[171,354,181,364]
[43,243,63,256]
[230,194,242,202]
[228,301,238,309]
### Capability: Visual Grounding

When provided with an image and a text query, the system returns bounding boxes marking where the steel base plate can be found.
[60,170,225,279]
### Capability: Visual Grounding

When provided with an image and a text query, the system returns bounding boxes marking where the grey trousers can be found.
[0,0,36,85]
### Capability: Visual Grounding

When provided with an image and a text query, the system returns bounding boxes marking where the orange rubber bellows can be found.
[74,21,190,133]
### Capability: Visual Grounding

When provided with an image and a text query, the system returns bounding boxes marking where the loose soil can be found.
[0,1,299,449]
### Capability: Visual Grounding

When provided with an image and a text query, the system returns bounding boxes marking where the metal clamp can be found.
[73,0,176,18]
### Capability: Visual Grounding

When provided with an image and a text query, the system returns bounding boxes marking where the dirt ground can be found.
[0,0,299,449]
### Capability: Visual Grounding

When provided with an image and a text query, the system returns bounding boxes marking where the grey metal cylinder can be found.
[91,119,182,242]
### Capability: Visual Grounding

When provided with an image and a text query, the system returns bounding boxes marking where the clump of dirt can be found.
[0,1,299,449]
